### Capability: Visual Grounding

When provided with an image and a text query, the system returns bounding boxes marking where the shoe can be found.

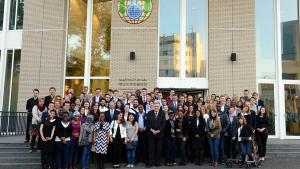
[172,162,177,166]
[214,161,218,167]
[126,164,131,168]
[29,149,33,153]
[37,150,41,153]
[131,164,134,168]
[209,161,215,166]
[24,140,29,143]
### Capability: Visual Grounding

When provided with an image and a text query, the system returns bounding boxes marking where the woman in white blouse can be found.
[110,112,127,168]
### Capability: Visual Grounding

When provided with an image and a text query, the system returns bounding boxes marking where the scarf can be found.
[37,104,45,112]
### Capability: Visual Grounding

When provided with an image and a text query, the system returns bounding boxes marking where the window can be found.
[159,0,180,77]
[256,0,276,79]
[2,49,21,112]
[65,0,111,93]
[159,0,207,78]
[281,0,300,80]
[9,0,24,30]
[0,0,4,30]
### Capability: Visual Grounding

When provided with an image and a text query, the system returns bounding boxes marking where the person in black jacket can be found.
[256,107,269,161]
[237,116,254,167]
[176,111,187,165]
[25,89,39,143]
[164,111,178,166]
[191,110,206,165]
[145,102,166,167]
[55,112,72,169]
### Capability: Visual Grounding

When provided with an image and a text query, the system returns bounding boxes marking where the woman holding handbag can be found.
[94,113,110,169]
[126,113,138,168]
[110,112,127,168]
[79,115,94,169]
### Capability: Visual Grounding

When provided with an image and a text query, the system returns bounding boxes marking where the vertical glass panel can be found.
[281,0,300,80]
[65,79,84,97]
[9,0,17,30]
[256,0,276,79]
[66,0,87,76]
[185,0,206,78]
[91,0,111,77]
[0,0,5,30]
[258,83,275,135]
[3,50,13,111]
[159,0,180,77]
[285,84,300,136]
[90,79,109,95]
[10,50,21,112]
[16,0,24,30]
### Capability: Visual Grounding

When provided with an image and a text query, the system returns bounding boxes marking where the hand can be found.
[46,137,52,141]
[182,137,187,142]
[210,134,214,138]
[62,140,67,144]
[232,137,236,141]
[124,139,128,144]
[195,134,199,138]
[42,137,47,142]
[176,129,181,132]
[110,137,113,143]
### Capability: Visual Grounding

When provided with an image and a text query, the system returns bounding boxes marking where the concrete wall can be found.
[109,0,158,93]
[17,0,67,111]
[208,0,256,96]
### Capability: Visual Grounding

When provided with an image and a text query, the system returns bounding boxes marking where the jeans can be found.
[208,138,219,161]
[81,143,92,168]
[239,140,253,164]
[69,139,79,166]
[55,141,71,169]
[165,137,176,163]
[218,136,225,162]
[176,138,186,163]
[127,149,136,165]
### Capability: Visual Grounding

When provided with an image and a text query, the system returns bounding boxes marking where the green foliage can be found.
[143,0,152,14]
[119,0,126,15]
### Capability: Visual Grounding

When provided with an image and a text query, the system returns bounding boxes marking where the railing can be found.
[0,111,28,136]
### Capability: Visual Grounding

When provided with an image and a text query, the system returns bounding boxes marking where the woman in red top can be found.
[69,111,81,168]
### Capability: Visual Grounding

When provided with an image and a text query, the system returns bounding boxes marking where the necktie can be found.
[155,112,158,118]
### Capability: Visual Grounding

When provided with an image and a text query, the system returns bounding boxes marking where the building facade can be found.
[0,0,299,139]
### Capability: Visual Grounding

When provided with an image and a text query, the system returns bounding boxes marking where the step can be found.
[0,146,30,152]
[267,152,300,158]
[0,152,39,157]
[267,144,300,149]
[0,157,40,163]
[0,162,41,169]
[0,143,29,147]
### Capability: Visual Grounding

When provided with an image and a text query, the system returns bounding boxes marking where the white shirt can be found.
[138,113,145,129]
[99,106,108,112]
[110,120,127,138]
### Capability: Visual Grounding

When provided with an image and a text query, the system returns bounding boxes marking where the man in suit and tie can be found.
[44,87,56,108]
[92,88,103,105]
[168,94,178,113]
[138,88,148,105]
[252,92,264,111]
[228,106,238,159]
[105,102,120,123]
[145,102,166,167]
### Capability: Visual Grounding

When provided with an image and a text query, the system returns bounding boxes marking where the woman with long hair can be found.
[126,113,138,167]
[207,108,221,167]
[191,110,206,165]
[79,115,94,169]
[256,107,269,161]
[123,104,130,121]
[185,105,195,162]
[110,112,127,168]
[79,106,87,124]
[116,100,125,113]
[40,109,57,169]
[30,97,47,152]
[90,103,100,123]
[237,116,254,167]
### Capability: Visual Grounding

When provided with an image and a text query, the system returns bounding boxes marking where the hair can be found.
[45,109,57,126]
[244,89,249,92]
[238,116,247,126]
[258,106,268,118]
[63,101,70,106]
[128,113,136,126]
[49,87,56,91]
[33,89,39,93]
[38,97,45,102]
[95,88,101,91]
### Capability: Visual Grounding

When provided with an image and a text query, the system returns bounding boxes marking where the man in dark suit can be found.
[41,102,55,122]
[138,88,148,105]
[145,102,166,167]
[227,106,238,159]
[168,94,178,113]
[92,88,103,105]
[44,87,56,108]
[104,102,120,123]
[25,89,39,143]
[252,92,264,110]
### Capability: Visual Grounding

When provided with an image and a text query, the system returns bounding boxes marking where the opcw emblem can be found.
[118,0,153,24]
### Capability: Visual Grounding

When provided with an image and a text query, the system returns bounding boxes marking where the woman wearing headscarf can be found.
[79,115,94,169]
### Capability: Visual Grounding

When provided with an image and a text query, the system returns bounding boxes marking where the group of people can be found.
[25,87,269,169]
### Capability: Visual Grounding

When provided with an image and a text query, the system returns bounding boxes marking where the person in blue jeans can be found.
[207,108,221,167]
[55,112,72,169]
[126,113,139,168]
[79,115,94,169]
[237,116,254,167]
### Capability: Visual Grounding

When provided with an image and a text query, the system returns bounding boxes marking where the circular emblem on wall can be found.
[118,0,153,24]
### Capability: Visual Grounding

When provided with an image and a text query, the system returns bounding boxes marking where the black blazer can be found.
[104,109,120,123]
[168,102,178,113]
[229,116,238,138]
[55,121,72,139]
[191,117,206,137]
[44,95,54,108]
[145,110,166,137]
[164,119,178,138]
[92,96,104,105]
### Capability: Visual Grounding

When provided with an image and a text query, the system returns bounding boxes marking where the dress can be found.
[41,119,57,152]
[94,121,110,154]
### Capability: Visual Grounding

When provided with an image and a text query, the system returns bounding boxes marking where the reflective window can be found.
[66,0,87,76]
[258,83,275,135]
[256,0,276,79]
[281,0,300,80]
[9,0,24,30]
[159,0,180,77]
[186,0,206,78]
[65,79,84,97]
[0,0,4,30]
[91,0,111,77]
[284,84,300,136]
[90,79,109,94]
[2,50,21,111]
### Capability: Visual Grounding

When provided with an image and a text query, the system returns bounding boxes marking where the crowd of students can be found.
[25,87,269,169]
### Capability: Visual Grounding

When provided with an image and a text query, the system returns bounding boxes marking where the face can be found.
[172,95,178,101]
[62,113,68,121]
[153,103,160,112]
[80,107,85,114]
[200,106,206,114]
[114,91,119,97]
[99,113,105,122]
[138,106,144,112]
[33,91,39,98]
[38,99,45,106]
[117,101,122,107]
[128,114,134,122]
[74,115,80,120]
[55,102,60,108]
[211,111,217,117]
[105,95,110,101]
[228,107,234,114]
[117,113,123,120]
[187,96,193,102]
[178,111,183,118]
[64,103,70,111]
[238,118,244,125]
[161,99,167,105]
[124,105,130,112]
[169,113,175,119]
[100,100,106,106]
[84,102,89,108]
[220,96,226,103]
[75,99,80,105]
[170,90,175,96]
[133,100,139,107]
[196,110,201,117]
[93,104,99,110]
[244,90,249,96]
[162,105,168,112]
[49,89,56,95]
[96,89,101,95]
[142,89,147,95]
[109,103,115,110]
[79,94,84,100]
[49,111,56,119]
[48,103,54,111]
[260,107,265,114]
[157,93,163,99]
